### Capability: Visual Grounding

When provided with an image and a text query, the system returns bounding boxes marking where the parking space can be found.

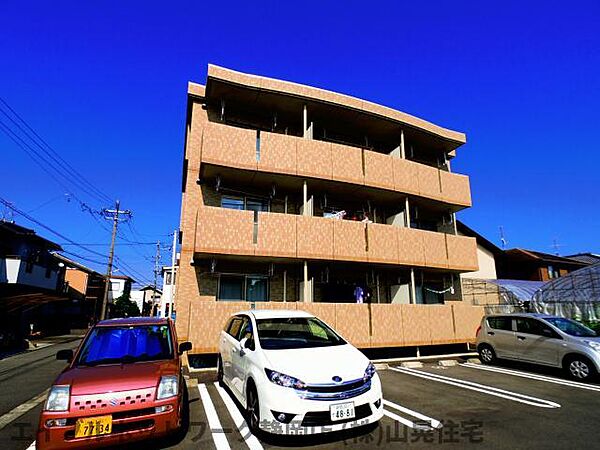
[176,361,599,450]
[8,359,599,449]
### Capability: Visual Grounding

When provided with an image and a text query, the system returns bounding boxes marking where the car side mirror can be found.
[178,341,192,354]
[56,349,73,362]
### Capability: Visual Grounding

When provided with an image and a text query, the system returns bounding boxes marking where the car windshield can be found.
[543,318,597,337]
[256,317,346,350]
[76,325,173,366]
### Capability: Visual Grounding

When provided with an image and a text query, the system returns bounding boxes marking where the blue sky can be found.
[1,1,599,284]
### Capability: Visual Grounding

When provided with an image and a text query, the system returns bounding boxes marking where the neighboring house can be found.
[564,253,600,265]
[157,264,178,318]
[497,249,588,282]
[0,220,65,295]
[130,285,162,314]
[457,221,502,280]
[176,64,483,360]
[108,275,135,302]
[53,253,106,322]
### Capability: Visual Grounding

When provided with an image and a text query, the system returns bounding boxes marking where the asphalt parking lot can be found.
[166,360,599,450]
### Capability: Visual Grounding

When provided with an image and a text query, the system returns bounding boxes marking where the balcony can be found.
[194,206,478,272]
[200,122,472,208]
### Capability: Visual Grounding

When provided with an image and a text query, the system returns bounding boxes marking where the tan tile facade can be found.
[201,124,472,207]
[176,66,481,352]
[184,301,484,353]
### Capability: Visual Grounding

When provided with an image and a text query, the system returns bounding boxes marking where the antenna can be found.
[551,238,562,256]
[499,226,507,250]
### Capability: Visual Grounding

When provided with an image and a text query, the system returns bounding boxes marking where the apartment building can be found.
[176,65,484,358]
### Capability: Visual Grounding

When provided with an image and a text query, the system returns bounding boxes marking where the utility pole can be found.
[151,241,161,317]
[99,200,131,321]
[170,229,178,318]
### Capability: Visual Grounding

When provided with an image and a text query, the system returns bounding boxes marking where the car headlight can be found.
[156,375,179,400]
[265,368,306,390]
[45,385,70,411]
[364,362,376,381]
[585,340,600,352]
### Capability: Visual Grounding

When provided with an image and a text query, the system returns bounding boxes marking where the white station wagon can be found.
[217,309,383,434]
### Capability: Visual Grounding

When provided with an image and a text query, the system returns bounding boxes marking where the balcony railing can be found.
[194,207,478,271]
[200,122,472,207]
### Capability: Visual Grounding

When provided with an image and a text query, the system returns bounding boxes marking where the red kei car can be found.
[36,317,192,450]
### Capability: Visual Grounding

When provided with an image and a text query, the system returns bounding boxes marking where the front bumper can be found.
[36,399,181,450]
[258,373,383,435]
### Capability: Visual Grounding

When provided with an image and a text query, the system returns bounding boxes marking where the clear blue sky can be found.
[1,1,599,285]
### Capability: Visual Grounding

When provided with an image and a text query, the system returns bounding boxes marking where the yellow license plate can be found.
[74,415,112,438]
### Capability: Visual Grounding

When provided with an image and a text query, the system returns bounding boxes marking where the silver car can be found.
[476,313,600,381]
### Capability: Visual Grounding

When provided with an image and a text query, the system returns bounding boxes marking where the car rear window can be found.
[487,317,513,331]
[76,325,173,366]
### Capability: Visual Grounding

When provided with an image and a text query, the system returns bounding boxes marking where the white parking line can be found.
[213,382,264,450]
[383,399,442,428]
[382,409,419,428]
[26,441,36,449]
[198,384,231,450]
[461,363,600,392]
[391,367,561,409]
[0,389,49,431]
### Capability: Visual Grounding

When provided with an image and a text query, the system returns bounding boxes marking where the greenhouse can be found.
[531,262,600,322]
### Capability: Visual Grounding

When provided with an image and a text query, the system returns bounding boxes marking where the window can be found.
[257,317,346,350]
[220,195,269,214]
[76,325,173,366]
[246,197,269,214]
[111,282,121,292]
[543,318,596,337]
[25,259,34,274]
[227,317,244,340]
[516,318,555,337]
[547,266,560,279]
[45,265,52,278]
[219,276,244,301]
[165,272,176,285]
[487,316,513,331]
[218,275,269,302]
[246,276,268,302]
[221,196,244,210]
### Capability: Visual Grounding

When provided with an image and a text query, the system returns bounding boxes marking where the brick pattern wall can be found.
[258,131,297,175]
[201,126,471,207]
[196,207,255,255]
[364,151,395,190]
[202,122,257,170]
[440,171,472,207]
[255,212,297,257]
[446,234,479,272]
[296,215,335,260]
[331,142,364,185]
[296,138,332,179]
[194,207,477,271]
[333,220,367,262]
[185,301,485,352]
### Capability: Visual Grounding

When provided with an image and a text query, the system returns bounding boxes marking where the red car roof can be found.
[96,317,169,327]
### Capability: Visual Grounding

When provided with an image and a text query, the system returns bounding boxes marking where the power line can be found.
[0,97,113,204]
[0,196,108,259]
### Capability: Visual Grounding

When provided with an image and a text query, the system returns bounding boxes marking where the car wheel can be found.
[216,355,224,386]
[565,356,596,381]
[246,385,260,434]
[478,344,496,365]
